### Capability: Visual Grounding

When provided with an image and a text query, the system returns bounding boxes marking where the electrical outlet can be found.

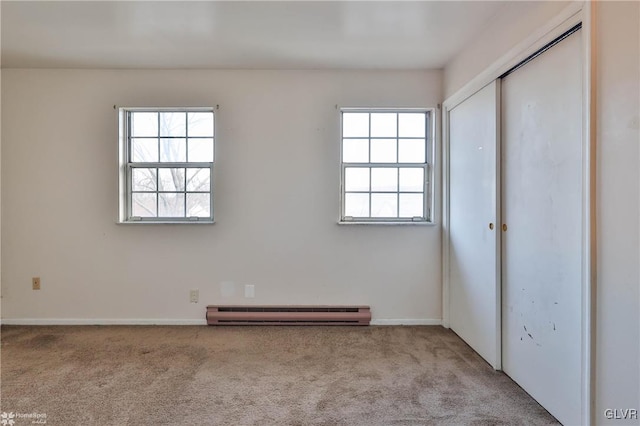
[32,277,41,290]
[245,284,255,298]
[190,289,199,303]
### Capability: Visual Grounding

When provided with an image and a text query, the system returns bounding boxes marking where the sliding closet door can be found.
[448,81,500,368]
[501,30,582,425]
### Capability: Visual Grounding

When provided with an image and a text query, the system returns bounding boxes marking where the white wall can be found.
[444,1,640,422]
[0,5,2,321]
[1,69,443,323]
[595,1,640,423]
[0,64,2,319]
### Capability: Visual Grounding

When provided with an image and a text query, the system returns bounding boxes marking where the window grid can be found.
[121,108,215,223]
[340,109,431,223]
[127,112,215,164]
[128,164,212,220]
[341,164,428,219]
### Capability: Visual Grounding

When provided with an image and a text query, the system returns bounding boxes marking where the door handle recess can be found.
[502,224,508,231]
[489,223,494,230]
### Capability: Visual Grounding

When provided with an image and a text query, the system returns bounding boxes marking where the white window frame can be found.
[339,108,434,224]
[118,107,215,224]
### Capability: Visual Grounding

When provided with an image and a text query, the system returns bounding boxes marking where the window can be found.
[340,109,432,223]
[118,108,215,223]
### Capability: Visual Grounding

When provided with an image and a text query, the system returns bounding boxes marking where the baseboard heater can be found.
[206,305,371,326]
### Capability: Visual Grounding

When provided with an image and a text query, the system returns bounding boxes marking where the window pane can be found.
[132,138,158,162]
[398,139,426,163]
[132,193,157,217]
[399,113,426,137]
[186,168,210,192]
[187,193,211,217]
[399,168,424,192]
[188,112,214,137]
[371,193,398,218]
[159,193,185,217]
[344,168,370,192]
[371,168,398,192]
[159,168,185,192]
[343,113,369,137]
[370,139,397,163]
[160,112,186,137]
[131,112,158,137]
[345,193,369,217]
[399,193,424,217]
[342,139,369,163]
[188,138,214,162]
[370,113,397,137]
[132,168,156,191]
[160,138,186,162]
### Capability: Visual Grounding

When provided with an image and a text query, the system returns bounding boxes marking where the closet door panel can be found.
[449,81,500,368]
[501,29,583,425]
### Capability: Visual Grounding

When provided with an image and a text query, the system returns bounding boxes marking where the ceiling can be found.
[1,1,506,70]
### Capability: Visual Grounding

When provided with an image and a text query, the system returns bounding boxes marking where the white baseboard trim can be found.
[1,318,208,326]
[2,318,442,326]
[370,319,442,326]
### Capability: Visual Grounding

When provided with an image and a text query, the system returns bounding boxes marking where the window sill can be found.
[337,221,435,226]
[117,220,215,225]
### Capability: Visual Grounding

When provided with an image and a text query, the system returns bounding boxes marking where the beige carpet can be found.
[1,325,558,425]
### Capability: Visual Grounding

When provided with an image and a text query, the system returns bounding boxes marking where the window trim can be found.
[338,107,435,225]
[117,107,216,224]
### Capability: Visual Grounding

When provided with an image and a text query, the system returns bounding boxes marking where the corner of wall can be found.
[443,1,573,100]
